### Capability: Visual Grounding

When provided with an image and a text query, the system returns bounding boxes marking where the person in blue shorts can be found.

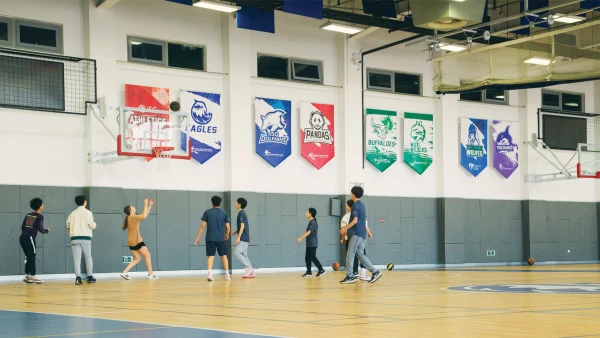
[195,196,231,282]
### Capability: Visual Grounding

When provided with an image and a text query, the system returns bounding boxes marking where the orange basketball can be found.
[332,262,340,271]
[528,258,535,265]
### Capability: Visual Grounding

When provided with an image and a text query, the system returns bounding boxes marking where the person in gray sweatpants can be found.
[232,198,255,278]
[67,195,97,285]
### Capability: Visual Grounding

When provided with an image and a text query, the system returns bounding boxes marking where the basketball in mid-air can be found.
[387,263,394,271]
[527,258,535,265]
[332,262,340,271]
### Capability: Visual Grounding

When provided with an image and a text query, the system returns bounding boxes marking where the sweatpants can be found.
[71,240,93,277]
[234,241,252,269]
[19,235,37,276]
[345,235,377,278]
[305,247,323,273]
[345,240,366,274]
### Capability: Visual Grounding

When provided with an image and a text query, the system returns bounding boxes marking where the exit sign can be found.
[122,256,132,263]
[486,250,495,257]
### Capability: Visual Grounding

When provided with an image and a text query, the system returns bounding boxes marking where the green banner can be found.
[403,112,433,175]
[366,109,398,172]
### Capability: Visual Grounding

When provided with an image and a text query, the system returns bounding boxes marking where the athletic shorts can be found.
[206,241,227,257]
[129,242,146,251]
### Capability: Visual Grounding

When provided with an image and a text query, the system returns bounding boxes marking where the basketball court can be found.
[3,0,600,337]
[1,266,600,337]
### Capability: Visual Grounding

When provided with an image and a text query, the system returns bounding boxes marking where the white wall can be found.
[0,0,87,187]
[0,0,597,202]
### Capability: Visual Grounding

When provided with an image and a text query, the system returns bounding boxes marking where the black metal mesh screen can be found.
[537,109,600,151]
[0,48,96,115]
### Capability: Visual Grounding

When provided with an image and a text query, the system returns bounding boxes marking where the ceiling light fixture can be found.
[193,0,240,13]
[439,43,466,52]
[553,13,586,24]
[524,57,551,65]
[320,22,364,35]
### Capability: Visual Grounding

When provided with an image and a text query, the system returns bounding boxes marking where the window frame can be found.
[0,17,12,47]
[257,53,324,85]
[290,58,322,84]
[484,89,507,104]
[459,89,508,105]
[366,68,422,96]
[15,19,62,53]
[127,36,166,66]
[166,41,206,71]
[542,89,585,112]
[127,35,206,71]
[394,71,422,96]
[366,69,394,92]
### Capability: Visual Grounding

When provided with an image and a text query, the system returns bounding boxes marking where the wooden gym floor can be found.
[1,265,600,337]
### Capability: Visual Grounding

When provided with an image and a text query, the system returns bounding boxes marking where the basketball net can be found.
[152,146,174,171]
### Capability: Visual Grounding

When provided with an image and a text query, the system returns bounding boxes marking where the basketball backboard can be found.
[117,106,191,160]
[577,143,600,178]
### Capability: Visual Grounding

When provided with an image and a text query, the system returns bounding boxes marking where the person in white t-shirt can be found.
[340,199,372,281]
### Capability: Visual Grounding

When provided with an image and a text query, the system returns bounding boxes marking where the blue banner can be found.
[460,117,488,177]
[180,90,222,164]
[255,97,292,167]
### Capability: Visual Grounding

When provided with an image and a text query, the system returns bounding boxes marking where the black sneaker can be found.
[340,276,356,284]
[86,276,96,284]
[316,270,326,277]
[302,272,313,277]
[353,273,359,278]
[75,277,82,285]
[369,271,382,283]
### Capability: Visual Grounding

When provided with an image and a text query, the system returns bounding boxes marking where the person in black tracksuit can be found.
[296,207,325,278]
[20,198,50,284]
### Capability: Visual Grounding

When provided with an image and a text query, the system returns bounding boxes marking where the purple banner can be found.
[492,120,519,179]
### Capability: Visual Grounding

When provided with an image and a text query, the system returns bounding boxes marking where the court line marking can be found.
[21,326,169,338]
[0,309,284,338]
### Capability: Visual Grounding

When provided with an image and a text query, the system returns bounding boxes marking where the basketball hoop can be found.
[152,146,174,171]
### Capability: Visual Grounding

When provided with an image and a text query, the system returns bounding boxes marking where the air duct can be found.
[409,0,487,31]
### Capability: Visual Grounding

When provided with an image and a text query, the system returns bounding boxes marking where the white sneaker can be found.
[120,273,131,280]
[207,273,214,282]
[29,276,44,284]
[148,274,159,279]
[225,274,231,281]
[360,275,370,281]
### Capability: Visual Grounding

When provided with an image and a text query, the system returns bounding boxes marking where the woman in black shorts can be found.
[120,198,158,280]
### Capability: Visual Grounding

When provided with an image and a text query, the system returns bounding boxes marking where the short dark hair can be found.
[351,186,364,198]
[308,207,317,218]
[30,198,43,211]
[237,198,247,209]
[74,195,86,206]
[211,195,222,207]
[346,199,354,208]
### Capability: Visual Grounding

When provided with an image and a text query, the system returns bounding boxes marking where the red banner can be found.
[124,84,171,160]
[300,102,335,169]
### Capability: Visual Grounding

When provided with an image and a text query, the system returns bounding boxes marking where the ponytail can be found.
[308,207,317,220]
[122,206,131,231]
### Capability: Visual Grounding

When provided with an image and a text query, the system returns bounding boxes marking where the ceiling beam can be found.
[97,0,121,9]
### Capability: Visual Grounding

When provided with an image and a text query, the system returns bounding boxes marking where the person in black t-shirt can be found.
[232,197,254,278]
[20,198,50,284]
[296,207,325,278]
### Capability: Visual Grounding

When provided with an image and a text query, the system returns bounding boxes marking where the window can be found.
[291,59,321,83]
[257,55,288,80]
[367,70,392,91]
[127,36,205,71]
[0,17,11,46]
[168,43,204,71]
[542,90,584,112]
[257,54,323,84]
[366,69,421,95]
[460,89,508,104]
[16,20,62,53]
